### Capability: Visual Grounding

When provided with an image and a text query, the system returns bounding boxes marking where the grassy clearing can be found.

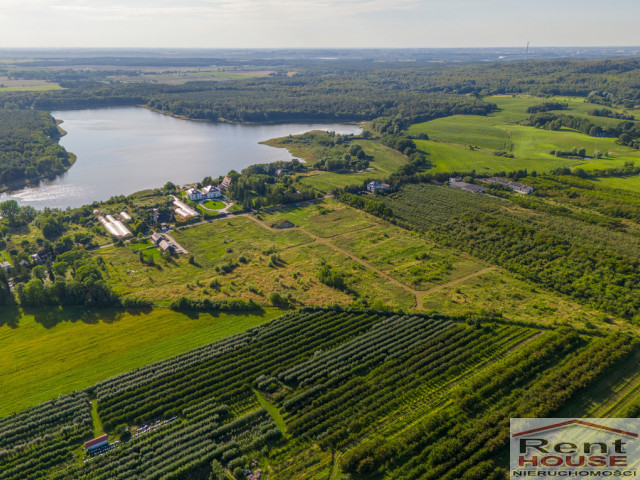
[261,199,377,238]
[265,134,407,192]
[0,307,279,416]
[332,224,484,290]
[91,400,104,437]
[298,138,408,191]
[254,390,287,436]
[409,115,511,151]
[421,268,619,331]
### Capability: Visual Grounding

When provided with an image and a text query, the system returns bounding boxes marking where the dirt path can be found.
[419,266,496,296]
[246,214,494,310]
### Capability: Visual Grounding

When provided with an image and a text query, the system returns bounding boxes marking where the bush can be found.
[269,292,288,306]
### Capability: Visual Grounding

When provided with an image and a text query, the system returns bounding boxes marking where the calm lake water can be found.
[0,107,361,209]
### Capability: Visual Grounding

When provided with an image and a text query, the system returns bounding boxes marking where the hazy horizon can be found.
[1,0,639,49]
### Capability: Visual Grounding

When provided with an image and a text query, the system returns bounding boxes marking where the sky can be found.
[1,0,639,49]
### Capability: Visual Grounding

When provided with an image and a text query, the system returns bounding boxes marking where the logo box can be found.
[511,418,640,477]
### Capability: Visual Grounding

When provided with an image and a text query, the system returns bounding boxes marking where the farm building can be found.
[173,197,199,218]
[276,220,295,229]
[158,240,175,254]
[120,211,132,221]
[85,434,108,451]
[98,215,133,238]
[449,178,485,194]
[367,181,391,193]
[0,261,10,270]
[202,185,222,199]
[150,233,163,245]
[482,177,533,194]
[185,188,203,201]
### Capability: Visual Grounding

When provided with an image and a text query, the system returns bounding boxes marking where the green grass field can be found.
[0,84,63,92]
[409,115,511,151]
[409,95,640,174]
[592,174,640,193]
[420,267,618,331]
[0,307,279,416]
[202,199,226,209]
[265,135,408,192]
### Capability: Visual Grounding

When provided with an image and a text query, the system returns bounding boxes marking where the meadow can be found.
[265,135,409,191]
[409,95,640,174]
[0,307,279,416]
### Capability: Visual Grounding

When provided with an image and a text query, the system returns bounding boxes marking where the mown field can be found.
[0,307,279,416]
[408,95,640,174]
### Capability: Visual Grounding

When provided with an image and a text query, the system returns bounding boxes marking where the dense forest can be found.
[2,57,640,126]
[0,109,71,185]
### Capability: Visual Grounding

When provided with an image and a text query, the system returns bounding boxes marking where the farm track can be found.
[246,214,495,310]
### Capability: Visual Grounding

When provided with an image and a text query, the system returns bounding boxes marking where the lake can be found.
[0,107,361,209]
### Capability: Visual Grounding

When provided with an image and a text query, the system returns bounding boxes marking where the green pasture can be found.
[409,115,511,151]
[593,174,640,193]
[410,94,640,174]
[0,84,63,92]
[0,307,279,416]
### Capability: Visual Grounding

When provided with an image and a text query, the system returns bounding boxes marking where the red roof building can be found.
[85,434,108,450]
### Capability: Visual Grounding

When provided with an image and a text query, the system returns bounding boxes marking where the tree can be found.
[115,424,131,442]
[32,265,48,281]
[40,216,64,240]
[22,279,47,307]
[209,460,226,480]
[0,200,20,226]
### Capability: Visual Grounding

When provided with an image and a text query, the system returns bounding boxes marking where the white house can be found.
[186,188,203,201]
[367,181,391,193]
[202,185,222,199]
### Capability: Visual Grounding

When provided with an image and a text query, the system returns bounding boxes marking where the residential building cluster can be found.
[185,184,222,201]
